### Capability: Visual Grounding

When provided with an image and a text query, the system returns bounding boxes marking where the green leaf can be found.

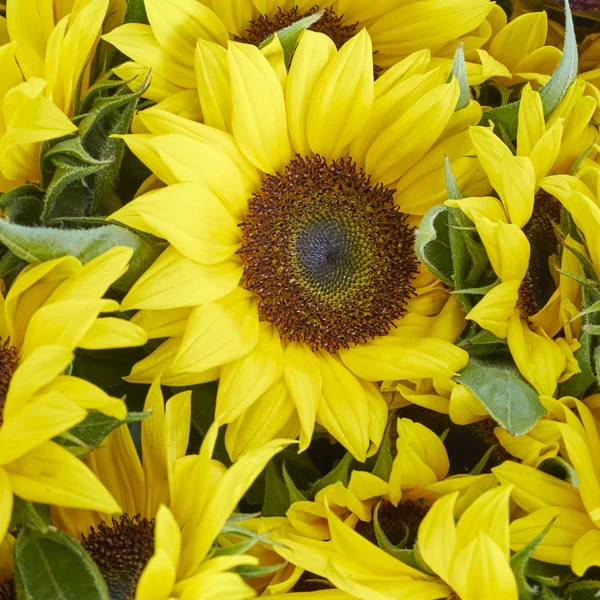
[10,499,50,532]
[62,410,149,451]
[572,299,600,322]
[14,528,110,600]
[0,185,45,225]
[415,204,453,286]
[124,0,149,24]
[0,250,26,283]
[479,0,577,139]
[0,221,162,291]
[457,358,545,435]
[564,580,600,600]
[510,518,555,600]
[527,559,575,588]
[262,462,291,517]
[259,11,323,68]
[538,456,579,486]
[371,427,393,482]
[372,501,420,569]
[310,452,355,496]
[447,42,470,111]
[457,329,509,358]
[282,462,307,504]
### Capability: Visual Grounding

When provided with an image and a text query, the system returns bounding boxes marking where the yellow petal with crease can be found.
[572,529,600,576]
[228,41,290,174]
[78,317,148,350]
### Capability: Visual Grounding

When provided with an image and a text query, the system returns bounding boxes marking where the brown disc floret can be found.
[238,155,418,353]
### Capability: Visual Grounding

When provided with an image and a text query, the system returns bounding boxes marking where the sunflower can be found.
[0,246,148,550]
[107,30,481,461]
[493,394,600,575]
[52,377,292,599]
[442,82,599,396]
[0,0,112,191]
[103,0,494,111]
[273,484,516,600]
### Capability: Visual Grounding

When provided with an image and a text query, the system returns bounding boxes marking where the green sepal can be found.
[55,410,150,456]
[259,11,323,68]
[13,528,110,600]
[564,580,600,599]
[457,329,509,358]
[371,421,394,482]
[456,358,545,436]
[510,518,555,600]
[309,452,355,496]
[282,462,308,504]
[236,562,286,580]
[468,444,497,476]
[447,42,470,111]
[213,529,278,558]
[0,220,163,291]
[124,0,149,24]
[262,461,293,517]
[10,499,50,533]
[538,456,579,486]
[415,205,453,286]
[0,185,45,225]
[479,0,577,140]
[527,559,575,588]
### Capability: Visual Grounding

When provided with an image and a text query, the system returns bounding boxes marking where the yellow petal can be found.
[449,532,517,600]
[571,529,600,576]
[195,39,232,133]
[78,317,148,350]
[466,281,520,338]
[227,40,290,174]
[121,247,242,311]
[174,291,259,374]
[517,84,545,157]
[215,322,283,423]
[103,24,195,87]
[492,460,585,513]
[145,0,227,66]
[417,491,458,582]
[283,341,322,452]
[6,441,120,513]
[306,29,374,160]
[134,548,175,600]
[285,30,336,157]
[366,80,459,186]
[0,469,13,542]
[389,418,449,505]
[316,351,370,462]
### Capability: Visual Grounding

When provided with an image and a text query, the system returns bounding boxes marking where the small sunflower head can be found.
[81,514,155,600]
[235,5,358,50]
[0,579,15,600]
[239,154,418,353]
[517,191,562,317]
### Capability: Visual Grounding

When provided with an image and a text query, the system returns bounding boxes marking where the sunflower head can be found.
[81,514,155,600]
[0,341,18,427]
[239,154,417,353]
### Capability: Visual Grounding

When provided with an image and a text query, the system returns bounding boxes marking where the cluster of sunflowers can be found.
[6,0,600,598]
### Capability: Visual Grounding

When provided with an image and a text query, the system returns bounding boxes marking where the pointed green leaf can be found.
[262,462,291,517]
[236,562,286,580]
[259,11,323,68]
[14,529,110,600]
[372,426,393,482]
[457,358,544,435]
[510,519,555,600]
[282,462,307,504]
[444,155,465,201]
[310,452,355,496]
[447,43,470,111]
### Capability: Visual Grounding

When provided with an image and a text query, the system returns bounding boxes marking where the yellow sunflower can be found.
[442,81,599,396]
[494,394,600,575]
[0,246,147,549]
[273,484,516,600]
[0,0,115,191]
[103,0,494,109]
[52,377,291,599]
[107,30,481,461]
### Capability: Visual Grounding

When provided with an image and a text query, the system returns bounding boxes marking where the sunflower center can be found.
[355,500,429,549]
[0,341,19,428]
[0,579,15,600]
[81,514,155,600]
[239,155,417,353]
[517,191,562,317]
[236,5,358,50]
